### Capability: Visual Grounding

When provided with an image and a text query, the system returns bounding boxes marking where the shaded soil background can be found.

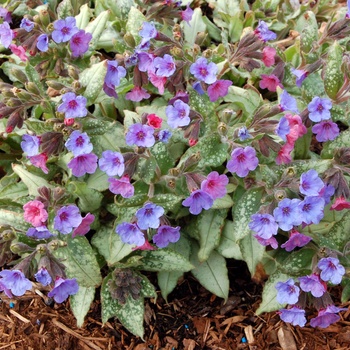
[0,260,349,350]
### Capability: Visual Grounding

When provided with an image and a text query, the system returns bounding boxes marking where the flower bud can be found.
[25,82,41,95]
[123,32,136,48]
[217,122,228,136]
[72,80,81,90]
[67,66,80,80]
[6,98,22,107]
[274,189,287,201]
[33,14,41,24]
[202,49,212,58]
[16,89,33,102]
[170,46,183,58]
[1,230,15,241]
[46,80,66,90]
[195,32,207,46]
[10,243,35,254]
[10,68,28,84]
[39,9,50,27]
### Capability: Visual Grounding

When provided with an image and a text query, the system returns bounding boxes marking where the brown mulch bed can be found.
[1,260,350,350]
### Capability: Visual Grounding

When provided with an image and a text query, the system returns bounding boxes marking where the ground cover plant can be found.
[0,0,350,341]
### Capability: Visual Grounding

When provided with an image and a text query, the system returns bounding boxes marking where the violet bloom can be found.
[26,226,53,240]
[116,222,145,246]
[0,7,11,23]
[108,176,135,198]
[68,153,98,177]
[318,257,345,285]
[279,90,299,113]
[254,235,278,249]
[207,80,232,102]
[157,129,172,143]
[227,146,259,178]
[36,34,49,52]
[48,277,79,303]
[153,54,176,77]
[153,225,181,248]
[57,92,88,119]
[279,306,307,327]
[300,169,324,196]
[319,184,335,205]
[54,205,83,234]
[310,305,347,328]
[0,270,32,296]
[259,74,283,92]
[52,17,79,43]
[299,273,326,297]
[273,198,302,231]
[23,200,48,227]
[166,100,190,128]
[249,213,278,240]
[237,126,252,141]
[72,213,95,238]
[20,18,34,32]
[125,123,155,147]
[312,121,339,142]
[125,86,151,102]
[275,117,290,142]
[29,153,49,174]
[181,4,194,25]
[0,22,14,48]
[70,30,92,57]
[291,68,308,88]
[254,20,277,42]
[0,280,12,298]
[276,278,300,305]
[34,268,52,286]
[281,230,312,252]
[182,189,214,215]
[105,61,127,88]
[190,57,218,84]
[136,203,165,230]
[103,83,118,98]
[65,130,93,156]
[308,97,332,122]
[139,22,158,42]
[298,196,325,225]
[99,150,125,177]
[137,51,154,72]
[21,134,40,156]
[193,81,205,95]
[201,171,228,200]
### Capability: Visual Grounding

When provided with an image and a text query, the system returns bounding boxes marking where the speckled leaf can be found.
[321,129,350,159]
[341,278,350,303]
[126,7,146,44]
[101,273,122,324]
[91,122,125,154]
[75,4,91,29]
[81,118,112,136]
[53,236,102,288]
[300,11,318,54]
[256,270,291,314]
[69,181,103,212]
[85,10,109,51]
[139,157,157,184]
[151,194,182,212]
[286,159,333,176]
[0,207,30,231]
[216,220,243,260]
[25,64,46,95]
[151,142,174,175]
[91,225,133,266]
[190,242,229,302]
[324,41,343,100]
[0,182,28,200]
[71,286,95,327]
[138,249,193,272]
[86,169,109,191]
[211,195,234,209]
[57,0,74,18]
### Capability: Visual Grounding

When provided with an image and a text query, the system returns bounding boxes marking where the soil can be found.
[0,260,349,350]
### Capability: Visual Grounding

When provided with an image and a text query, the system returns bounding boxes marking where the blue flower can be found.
[153,54,176,77]
[190,57,217,84]
[275,117,290,142]
[153,225,181,248]
[249,213,278,239]
[99,150,125,177]
[125,123,155,147]
[36,34,49,52]
[273,198,302,231]
[21,134,40,156]
[298,196,325,225]
[299,169,324,196]
[279,90,299,113]
[275,278,300,304]
[116,222,145,246]
[318,257,345,285]
[57,92,88,119]
[182,190,213,215]
[136,203,164,230]
[48,277,79,303]
[279,306,306,327]
[254,20,277,42]
[298,273,326,297]
[65,130,93,156]
[34,268,52,286]
[0,270,32,296]
[308,96,332,122]
[52,17,79,43]
[54,205,82,234]
[166,100,190,129]
[20,18,34,32]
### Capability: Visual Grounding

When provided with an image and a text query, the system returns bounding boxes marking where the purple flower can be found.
[125,86,150,102]
[72,213,95,238]
[125,123,155,147]
[34,268,52,286]
[276,278,300,304]
[279,306,307,327]
[182,189,214,215]
[0,22,14,48]
[157,129,172,143]
[116,222,145,246]
[254,235,278,249]
[190,57,217,84]
[48,277,79,303]
[108,176,134,198]
[275,117,290,142]
[193,81,205,95]
[21,134,40,156]
[0,280,12,298]
[181,5,194,25]
[103,83,118,98]
[65,130,93,156]
[249,213,278,239]
[201,171,228,200]
[153,54,176,77]
[226,146,259,178]
[57,92,88,119]
[52,17,79,43]
[153,225,181,248]
[0,7,11,23]
[279,90,299,113]
[308,97,332,122]
[291,68,308,88]
[36,34,49,52]
[310,305,347,328]
[139,22,158,43]
[105,61,127,87]
[54,205,83,234]
[136,203,165,230]
[298,196,325,225]
[166,100,190,129]
[26,226,53,239]
[68,153,98,177]
[254,20,277,42]
[70,30,92,57]
[207,80,232,102]
[237,126,252,141]
[0,270,32,296]
[137,52,154,72]
[312,121,339,142]
[281,230,312,252]
[318,257,345,285]
[300,169,324,196]
[20,18,34,32]
[273,198,302,231]
[299,273,326,297]
[99,150,125,177]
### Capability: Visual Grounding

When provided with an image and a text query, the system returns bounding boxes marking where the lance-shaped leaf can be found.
[76,4,91,29]
[57,0,74,18]
[216,220,243,260]
[300,11,318,54]
[0,182,28,200]
[324,41,343,100]
[85,10,109,51]
[0,207,30,231]
[68,181,103,213]
[70,286,95,327]
[126,7,146,44]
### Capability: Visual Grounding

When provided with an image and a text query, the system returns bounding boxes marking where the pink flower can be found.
[148,69,167,94]
[262,47,276,67]
[9,44,28,62]
[132,240,156,251]
[23,200,48,227]
[28,153,49,174]
[125,86,150,102]
[207,80,232,102]
[147,114,163,128]
[72,213,95,237]
[108,175,134,198]
[285,114,307,144]
[330,197,350,211]
[259,74,283,92]
[201,171,228,200]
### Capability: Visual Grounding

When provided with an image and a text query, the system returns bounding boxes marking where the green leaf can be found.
[211,194,234,209]
[0,182,28,200]
[71,286,95,327]
[341,278,350,303]
[0,207,30,231]
[125,7,146,44]
[85,10,110,51]
[69,181,103,212]
[81,118,112,136]
[75,4,91,29]
[183,8,206,46]
[86,169,109,191]
[324,41,343,100]
[25,64,46,95]
[151,194,182,212]
[300,11,318,54]
[277,248,314,276]
[151,142,175,175]
[256,270,291,314]
[12,164,52,196]
[216,220,243,260]
[91,225,133,266]
[53,236,102,288]
[138,249,194,272]
[321,129,350,159]
[190,242,229,302]
[57,0,74,18]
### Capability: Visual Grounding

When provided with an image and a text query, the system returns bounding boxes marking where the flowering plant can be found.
[0,0,350,338]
